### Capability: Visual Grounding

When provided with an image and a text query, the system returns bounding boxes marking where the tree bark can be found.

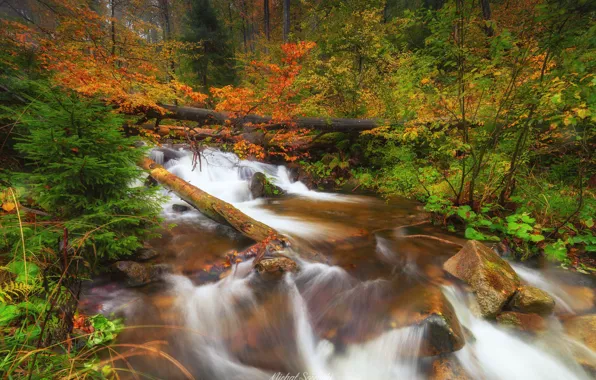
[140,157,281,243]
[283,0,290,42]
[264,0,270,41]
[479,0,493,36]
[146,104,384,132]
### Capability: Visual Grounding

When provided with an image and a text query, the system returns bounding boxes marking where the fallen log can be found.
[140,157,282,243]
[146,104,385,132]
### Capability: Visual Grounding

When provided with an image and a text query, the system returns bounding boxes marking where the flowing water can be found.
[81,147,596,379]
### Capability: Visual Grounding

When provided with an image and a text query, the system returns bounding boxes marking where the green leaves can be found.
[87,315,123,347]
[544,240,568,262]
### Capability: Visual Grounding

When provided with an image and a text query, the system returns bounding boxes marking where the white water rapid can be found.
[101,147,596,379]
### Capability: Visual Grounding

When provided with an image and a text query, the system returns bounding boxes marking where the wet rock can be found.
[135,247,159,261]
[496,311,547,333]
[287,163,313,188]
[388,286,465,357]
[254,257,298,281]
[172,203,190,213]
[564,315,596,351]
[430,356,471,380]
[509,286,555,316]
[443,240,520,318]
[250,172,284,198]
[113,261,172,287]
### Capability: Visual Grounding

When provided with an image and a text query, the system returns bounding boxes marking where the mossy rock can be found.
[250,172,285,198]
[509,286,555,316]
[443,240,520,318]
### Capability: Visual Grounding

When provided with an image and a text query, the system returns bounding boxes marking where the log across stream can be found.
[80,147,596,380]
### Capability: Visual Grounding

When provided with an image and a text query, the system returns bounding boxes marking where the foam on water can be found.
[155,147,357,238]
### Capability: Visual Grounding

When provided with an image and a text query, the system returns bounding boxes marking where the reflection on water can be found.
[79,148,596,379]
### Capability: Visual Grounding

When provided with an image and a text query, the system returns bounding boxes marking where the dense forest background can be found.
[0,0,594,377]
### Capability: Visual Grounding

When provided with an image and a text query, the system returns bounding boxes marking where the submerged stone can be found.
[509,286,555,316]
[443,240,520,318]
[496,311,547,333]
[564,315,596,351]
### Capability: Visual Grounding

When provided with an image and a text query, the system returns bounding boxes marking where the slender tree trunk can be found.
[264,0,270,41]
[455,0,468,205]
[283,0,290,42]
[110,0,116,57]
[159,0,175,80]
[479,0,493,36]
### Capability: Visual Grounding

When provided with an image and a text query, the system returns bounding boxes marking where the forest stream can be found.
[79,147,596,380]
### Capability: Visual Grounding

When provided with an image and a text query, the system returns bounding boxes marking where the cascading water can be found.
[81,146,596,379]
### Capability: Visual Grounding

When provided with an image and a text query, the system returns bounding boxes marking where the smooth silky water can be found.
[79,147,596,379]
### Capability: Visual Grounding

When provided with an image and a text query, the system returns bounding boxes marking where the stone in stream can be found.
[387,286,466,357]
[509,285,555,316]
[113,261,172,287]
[254,257,298,281]
[443,240,520,318]
[135,247,160,261]
[329,284,465,357]
[560,285,595,313]
[564,315,596,351]
[429,356,472,380]
[172,203,190,212]
[249,172,285,199]
[496,311,547,334]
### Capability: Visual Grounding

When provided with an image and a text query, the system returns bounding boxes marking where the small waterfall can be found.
[150,150,165,165]
[443,286,591,380]
[512,264,575,313]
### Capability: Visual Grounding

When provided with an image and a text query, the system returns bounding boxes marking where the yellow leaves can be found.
[1,202,15,212]
[402,126,420,141]
[0,189,16,213]
[573,107,591,120]
[420,78,431,85]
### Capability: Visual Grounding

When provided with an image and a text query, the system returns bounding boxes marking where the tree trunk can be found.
[283,0,290,42]
[140,157,281,243]
[145,104,384,132]
[110,0,116,57]
[264,0,270,41]
[479,0,493,36]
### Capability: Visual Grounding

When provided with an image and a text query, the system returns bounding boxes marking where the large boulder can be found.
[509,286,555,316]
[443,240,520,318]
[564,315,596,351]
[496,311,547,334]
[249,172,284,199]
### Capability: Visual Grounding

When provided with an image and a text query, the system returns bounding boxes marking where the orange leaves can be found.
[1,0,206,114]
[233,140,265,160]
